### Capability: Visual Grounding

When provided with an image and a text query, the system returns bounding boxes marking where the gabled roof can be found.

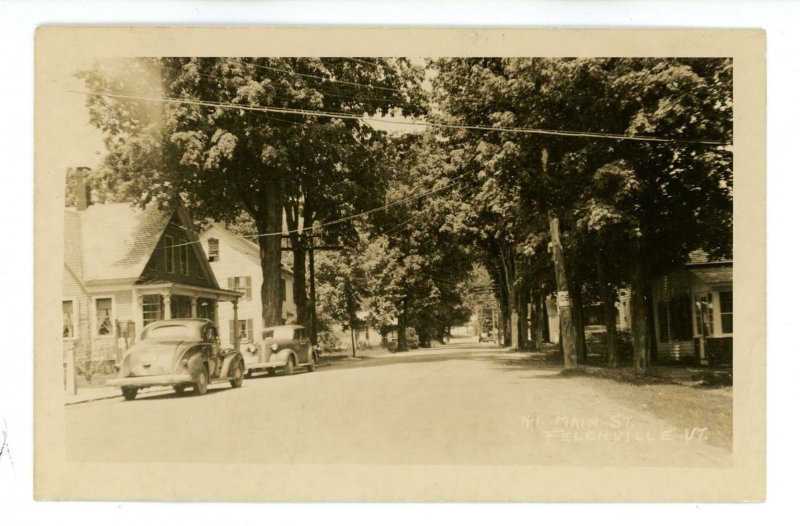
[65,202,171,283]
[64,202,222,288]
[202,223,293,278]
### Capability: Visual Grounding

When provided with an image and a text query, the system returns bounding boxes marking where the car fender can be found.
[270,347,297,367]
[185,350,207,381]
[220,352,244,377]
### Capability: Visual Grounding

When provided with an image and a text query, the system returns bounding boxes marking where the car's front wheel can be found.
[121,387,138,401]
[230,361,244,388]
[284,355,295,376]
[193,366,209,395]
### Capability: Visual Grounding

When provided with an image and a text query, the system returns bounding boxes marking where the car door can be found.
[295,328,310,363]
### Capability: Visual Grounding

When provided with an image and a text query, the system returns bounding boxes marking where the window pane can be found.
[63,300,74,338]
[719,290,733,333]
[208,238,219,262]
[142,294,162,326]
[96,298,113,336]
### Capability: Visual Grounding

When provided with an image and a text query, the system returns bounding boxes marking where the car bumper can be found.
[243,361,284,371]
[107,373,193,388]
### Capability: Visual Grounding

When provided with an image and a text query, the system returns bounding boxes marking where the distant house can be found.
[651,256,733,366]
[546,288,632,344]
[199,223,296,349]
[62,186,241,388]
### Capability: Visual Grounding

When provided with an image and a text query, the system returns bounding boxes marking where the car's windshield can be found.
[263,327,295,340]
[143,324,194,341]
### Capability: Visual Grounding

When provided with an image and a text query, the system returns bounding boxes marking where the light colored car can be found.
[107,319,245,400]
[242,324,318,377]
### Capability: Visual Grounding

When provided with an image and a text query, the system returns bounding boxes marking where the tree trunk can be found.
[350,323,357,358]
[630,246,651,376]
[532,292,544,352]
[495,293,506,346]
[257,186,284,327]
[509,285,520,350]
[541,293,551,343]
[571,280,586,363]
[549,214,577,369]
[291,244,308,326]
[518,286,529,349]
[543,147,577,369]
[597,256,620,367]
[397,295,408,351]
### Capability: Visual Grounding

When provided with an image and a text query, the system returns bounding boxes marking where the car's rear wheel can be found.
[284,356,295,376]
[230,361,244,388]
[307,352,316,372]
[193,366,209,395]
[121,387,138,401]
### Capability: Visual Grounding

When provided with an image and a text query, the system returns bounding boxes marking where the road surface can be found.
[66,339,732,467]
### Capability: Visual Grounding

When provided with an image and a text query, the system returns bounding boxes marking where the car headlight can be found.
[270,343,279,351]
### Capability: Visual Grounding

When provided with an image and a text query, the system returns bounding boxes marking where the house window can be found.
[95,298,113,336]
[694,293,714,337]
[178,239,189,275]
[164,235,175,273]
[228,276,252,300]
[229,319,254,343]
[63,300,75,339]
[208,238,220,262]
[719,290,733,334]
[142,294,163,326]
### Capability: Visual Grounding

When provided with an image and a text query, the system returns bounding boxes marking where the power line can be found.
[68,88,729,146]
[150,170,474,251]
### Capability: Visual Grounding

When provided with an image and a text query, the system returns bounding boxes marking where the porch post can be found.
[163,292,172,320]
[191,297,198,318]
[232,299,240,352]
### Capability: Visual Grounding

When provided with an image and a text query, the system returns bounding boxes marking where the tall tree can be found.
[79,57,424,327]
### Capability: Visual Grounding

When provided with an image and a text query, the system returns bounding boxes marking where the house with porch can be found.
[62,194,241,389]
[199,223,296,349]
[651,256,733,366]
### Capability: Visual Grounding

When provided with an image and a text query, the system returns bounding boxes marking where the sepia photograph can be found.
[33,27,765,502]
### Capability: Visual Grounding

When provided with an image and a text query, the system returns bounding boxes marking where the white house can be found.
[199,224,296,349]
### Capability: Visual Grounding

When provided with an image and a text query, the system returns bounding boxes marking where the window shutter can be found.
[246,319,253,342]
[228,319,234,345]
[245,276,252,300]
[227,277,233,290]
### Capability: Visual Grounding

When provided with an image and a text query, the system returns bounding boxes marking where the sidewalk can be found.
[65,384,172,405]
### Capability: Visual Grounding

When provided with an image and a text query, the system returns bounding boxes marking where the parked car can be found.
[243,324,318,377]
[107,319,245,400]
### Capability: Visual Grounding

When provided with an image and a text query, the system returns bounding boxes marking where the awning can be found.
[688,265,732,285]
[134,281,242,302]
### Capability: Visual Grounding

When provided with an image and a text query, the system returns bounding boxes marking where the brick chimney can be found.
[68,167,92,211]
